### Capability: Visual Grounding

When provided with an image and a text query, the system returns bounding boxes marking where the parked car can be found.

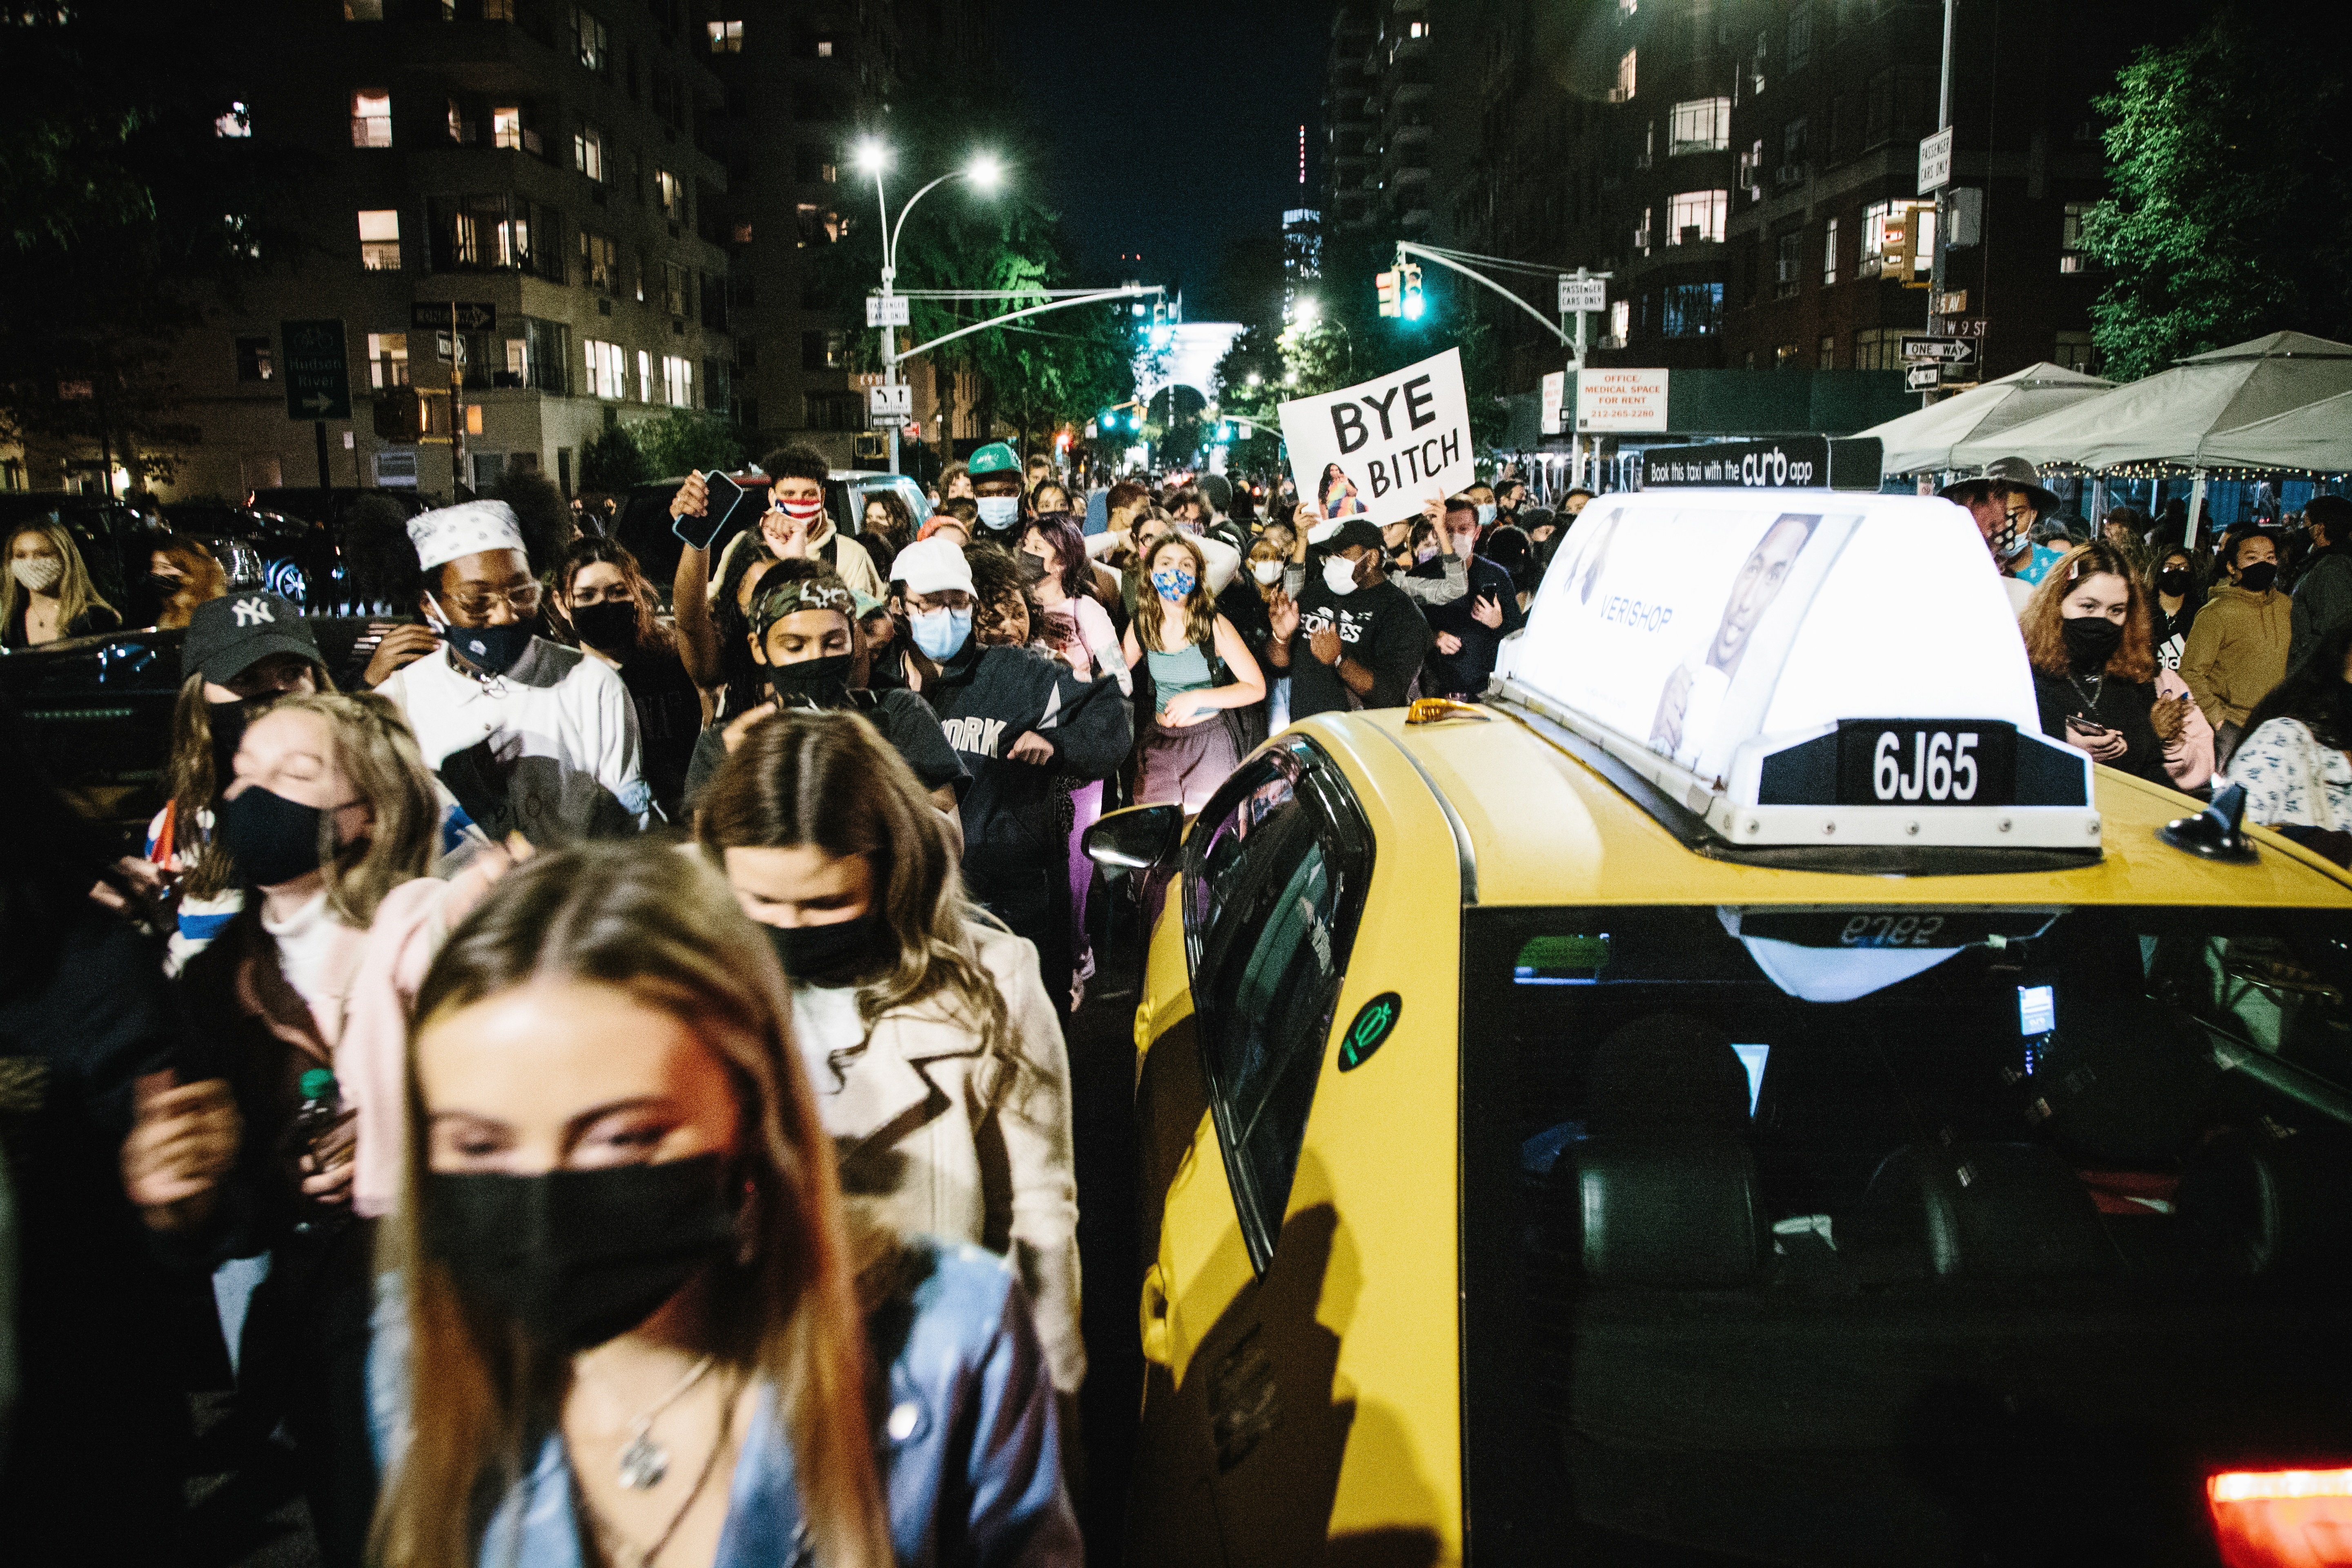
[163,501,330,607]
[612,469,928,594]
[0,491,274,629]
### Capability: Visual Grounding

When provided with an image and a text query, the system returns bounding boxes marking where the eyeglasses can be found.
[441,581,543,618]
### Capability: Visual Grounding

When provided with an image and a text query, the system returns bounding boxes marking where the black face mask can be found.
[1014,552,1048,585]
[216,785,332,887]
[570,600,638,651]
[2060,613,2124,673]
[208,697,252,793]
[2238,561,2279,594]
[424,1154,737,1353]
[766,651,855,710]
[444,620,536,675]
[2157,568,2192,596]
[764,913,878,986]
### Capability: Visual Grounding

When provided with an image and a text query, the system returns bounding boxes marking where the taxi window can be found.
[1183,739,1374,1271]
[1456,902,2352,1566]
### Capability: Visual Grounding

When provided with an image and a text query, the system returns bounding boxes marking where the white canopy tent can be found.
[1854,361,2114,477]
[1950,331,2352,474]
[2193,387,2352,474]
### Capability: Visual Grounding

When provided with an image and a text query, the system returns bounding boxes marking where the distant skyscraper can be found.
[1283,207,1324,321]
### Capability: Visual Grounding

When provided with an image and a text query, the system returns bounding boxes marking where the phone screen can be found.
[674,470,757,550]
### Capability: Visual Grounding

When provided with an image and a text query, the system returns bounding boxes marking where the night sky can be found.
[1007,0,1329,315]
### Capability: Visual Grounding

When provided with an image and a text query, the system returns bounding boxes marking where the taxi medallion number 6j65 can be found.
[1834,719,2017,806]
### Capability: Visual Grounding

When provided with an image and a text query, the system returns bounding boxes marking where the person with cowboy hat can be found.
[1942,455,2058,617]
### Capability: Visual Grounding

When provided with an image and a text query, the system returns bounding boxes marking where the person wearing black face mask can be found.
[2146,546,2205,671]
[694,713,1086,1425]
[558,538,701,821]
[678,565,966,818]
[372,501,652,840]
[2023,542,2198,787]
[2181,528,2292,769]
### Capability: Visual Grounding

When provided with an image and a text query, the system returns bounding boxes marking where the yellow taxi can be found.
[1087,483,2352,1568]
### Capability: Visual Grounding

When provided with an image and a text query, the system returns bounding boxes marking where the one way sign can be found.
[280,319,352,423]
[1900,335,1977,365]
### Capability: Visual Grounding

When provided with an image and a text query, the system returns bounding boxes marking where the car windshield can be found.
[1459,902,2352,1567]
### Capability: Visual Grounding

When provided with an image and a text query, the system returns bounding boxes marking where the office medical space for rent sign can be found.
[1279,347,1476,526]
[1575,368,1668,433]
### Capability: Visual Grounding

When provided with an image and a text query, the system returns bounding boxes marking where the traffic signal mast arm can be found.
[1392,241,1577,349]
[893,285,1166,367]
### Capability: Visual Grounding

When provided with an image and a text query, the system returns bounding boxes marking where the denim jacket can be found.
[368,1238,1082,1568]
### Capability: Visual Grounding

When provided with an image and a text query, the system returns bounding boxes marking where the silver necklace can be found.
[611,1354,717,1490]
[583,1370,743,1568]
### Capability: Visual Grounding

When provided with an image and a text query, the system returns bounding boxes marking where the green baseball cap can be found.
[967,441,1020,481]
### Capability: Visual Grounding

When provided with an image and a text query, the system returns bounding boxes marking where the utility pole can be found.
[448,302,468,497]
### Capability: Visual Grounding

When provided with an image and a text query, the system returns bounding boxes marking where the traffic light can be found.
[1401,263,1426,321]
[373,385,424,442]
[1376,270,1401,317]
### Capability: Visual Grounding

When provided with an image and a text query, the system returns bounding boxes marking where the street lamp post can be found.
[857,141,1001,474]
[1292,297,1354,378]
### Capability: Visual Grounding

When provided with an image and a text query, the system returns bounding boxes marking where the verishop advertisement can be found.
[1279,347,1476,526]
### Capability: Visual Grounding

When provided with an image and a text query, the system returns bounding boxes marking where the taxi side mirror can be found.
[1085,802,1182,879]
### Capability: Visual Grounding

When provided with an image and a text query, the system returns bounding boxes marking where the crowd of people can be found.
[0,437,1567,1568]
[5,427,2346,1566]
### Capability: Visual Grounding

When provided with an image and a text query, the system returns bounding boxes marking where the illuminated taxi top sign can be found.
[1492,488,2100,854]
[1639,435,1884,492]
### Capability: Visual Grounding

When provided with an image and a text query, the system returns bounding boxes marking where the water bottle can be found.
[288,1067,350,1237]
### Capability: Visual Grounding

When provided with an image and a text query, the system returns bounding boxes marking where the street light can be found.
[866,148,1007,471]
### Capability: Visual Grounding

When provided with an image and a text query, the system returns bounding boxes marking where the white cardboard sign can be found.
[1279,347,1475,526]
[1575,368,1669,432]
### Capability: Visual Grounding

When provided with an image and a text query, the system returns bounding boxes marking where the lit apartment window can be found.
[637,349,652,402]
[1775,229,1802,297]
[235,336,274,382]
[216,101,252,138]
[1818,334,1837,370]
[1618,0,1636,13]
[482,0,513,18]
[1668,189,1727,245]
[2060,201,2091,272]
[1608,298,1630,346]
[1775,342,1802,369]
[663,261,688,316]
[367,332,409,388]
[661,354,693,408]
[344,0,383,18]
[706,19,742,52]
[578,232,617,291]
[1661,282,1723,338]
[1613,48,1637,102]
[1408,20,1426,38]
[572,7,608,74]
[358,208,401,270]
[584,339,625,399]
[446,98,470,144]
[574,125,604,181]
[1668,97,1729,155]
[1823,215,1839,284]
[2054,331,2096,373]
[492,106,522,150]
[352,90,393,148]
[815,38,834,57]
[656,169,684,221]
[1861,199,1892,274]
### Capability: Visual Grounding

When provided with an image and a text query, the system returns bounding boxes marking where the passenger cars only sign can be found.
[1280,347,1475,526]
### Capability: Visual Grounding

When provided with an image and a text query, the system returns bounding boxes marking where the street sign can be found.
[410,301,496,332]
[279,318,351,422]
[1931,288,1969,317]
[1918,126,1954,195]
[1557,275,1608,314]
[1901,335,1976,365]
[1906,364,1942,391]
[865,294,911,327]
[1540,370,1566,436]
[868,383,912,417]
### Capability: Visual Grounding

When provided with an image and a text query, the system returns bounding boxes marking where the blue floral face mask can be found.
[1150,567,1197,602]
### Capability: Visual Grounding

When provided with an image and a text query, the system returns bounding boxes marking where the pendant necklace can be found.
[584,1369,743,1568]
[614,1354,716,1491]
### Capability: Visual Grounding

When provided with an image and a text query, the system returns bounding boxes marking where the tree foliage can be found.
[2083,9,2352,379]
[630,410,744,479]
[0,2,310,481]
[580,425,651,493]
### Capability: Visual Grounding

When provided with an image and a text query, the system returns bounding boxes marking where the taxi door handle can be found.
[1139,1262,1174,1368]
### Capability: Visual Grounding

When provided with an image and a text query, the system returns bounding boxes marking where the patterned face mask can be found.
[1150,567,1197,602]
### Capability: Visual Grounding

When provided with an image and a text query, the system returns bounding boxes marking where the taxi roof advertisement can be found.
[1511,490,2041,790]
[1280,347,1476,526]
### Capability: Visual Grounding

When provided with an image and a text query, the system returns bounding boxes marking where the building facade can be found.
[113,0,737,503]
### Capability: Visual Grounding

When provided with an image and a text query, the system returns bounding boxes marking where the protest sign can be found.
[1278,347,1475,526]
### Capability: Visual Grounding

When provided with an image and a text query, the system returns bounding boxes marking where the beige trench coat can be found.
[809,921,1084,1393]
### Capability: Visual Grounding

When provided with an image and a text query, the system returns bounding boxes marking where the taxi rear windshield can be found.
[1458,903,2352,1568]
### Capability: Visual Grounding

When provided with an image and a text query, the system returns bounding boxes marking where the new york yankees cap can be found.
[181,590,323,685]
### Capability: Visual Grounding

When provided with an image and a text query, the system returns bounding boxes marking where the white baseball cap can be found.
[891,535,976,598]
